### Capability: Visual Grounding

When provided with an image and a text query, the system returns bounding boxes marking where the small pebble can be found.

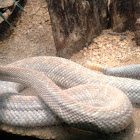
[120,35,126,41]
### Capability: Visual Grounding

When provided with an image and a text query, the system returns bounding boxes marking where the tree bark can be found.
[108,0,135,32]
[47,0,107,58]
[133,0,140,45]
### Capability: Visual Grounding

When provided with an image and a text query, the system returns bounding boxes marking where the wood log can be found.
[47,0,108,58]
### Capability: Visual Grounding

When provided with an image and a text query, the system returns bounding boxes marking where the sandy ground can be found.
[0,0,56,65]
[0,0,140,140]
[71,30,140,67]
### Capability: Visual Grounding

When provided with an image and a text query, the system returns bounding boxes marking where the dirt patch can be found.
[0,0,56,65]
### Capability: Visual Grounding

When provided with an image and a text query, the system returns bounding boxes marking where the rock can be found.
[120,35,126,41]
[0,0,14,8]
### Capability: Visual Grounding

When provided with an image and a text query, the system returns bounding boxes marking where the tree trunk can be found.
[46,0,139,58]
[108,0,135,32]
[47,0,108,58]
[133,0,140,45]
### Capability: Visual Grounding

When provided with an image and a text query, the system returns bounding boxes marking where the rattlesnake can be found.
[0,56,139,138]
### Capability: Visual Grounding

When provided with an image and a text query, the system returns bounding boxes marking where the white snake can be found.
[0,56,139,136]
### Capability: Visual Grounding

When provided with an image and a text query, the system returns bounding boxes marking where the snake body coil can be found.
[0,56,139,134]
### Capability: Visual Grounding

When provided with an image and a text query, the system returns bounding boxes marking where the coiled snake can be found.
[0,56,139,138]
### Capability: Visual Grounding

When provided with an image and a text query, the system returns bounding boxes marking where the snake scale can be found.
[0,56,139,138]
